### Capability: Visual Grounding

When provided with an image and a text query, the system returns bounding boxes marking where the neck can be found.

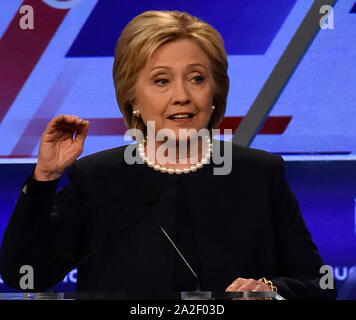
[144,135,210,170]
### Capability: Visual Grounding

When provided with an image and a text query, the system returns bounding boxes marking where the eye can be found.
[192,75,204,84]
[154,78,169,86]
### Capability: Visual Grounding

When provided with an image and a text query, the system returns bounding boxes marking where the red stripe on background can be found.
[88,116,291,135]
[258,116,292,134]
[219,116,292,134]
[0,0,69,123]
[218,116,243,132]
[219,116,291,134]
[87,115,292,135]
[87,118,129,135]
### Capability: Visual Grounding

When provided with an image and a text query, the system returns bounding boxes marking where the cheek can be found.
[197,90,214,113]
[139,90,167,117]
[202,82,215,105]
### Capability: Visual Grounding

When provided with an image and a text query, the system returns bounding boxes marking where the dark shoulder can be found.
[213,139,282,175]
[215,139,280,162]
[231,142,280,166]
[72,144,131,173]
[63,145,138,194]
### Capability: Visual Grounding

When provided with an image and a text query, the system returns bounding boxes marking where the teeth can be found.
[170,114,192,119]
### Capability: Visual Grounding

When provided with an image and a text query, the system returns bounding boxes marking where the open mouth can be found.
[167,113,195,120]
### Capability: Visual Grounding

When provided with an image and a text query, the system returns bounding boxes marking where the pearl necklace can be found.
[138,138,213,174]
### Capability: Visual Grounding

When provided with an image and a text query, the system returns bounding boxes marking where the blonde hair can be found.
[113,10,229,136]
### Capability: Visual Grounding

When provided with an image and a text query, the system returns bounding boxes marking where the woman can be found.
[0,10,336,299]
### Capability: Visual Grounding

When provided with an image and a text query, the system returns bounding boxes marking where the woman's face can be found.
[134,39,215,140]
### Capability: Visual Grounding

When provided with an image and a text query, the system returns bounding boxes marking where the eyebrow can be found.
[149,63,208,72]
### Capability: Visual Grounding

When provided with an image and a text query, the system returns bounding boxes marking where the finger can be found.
[236,279,259,292]
[74,120,90,145]
[63,114,81,123]
[57,116,88,133]
[46,115,80,134]
[254,284,264,292]
[62,116,86,133]
[226,278,254,291]
[255,283,271,292]
[44,117,87,144]
[225,278,245,291]
[45,115,66,133]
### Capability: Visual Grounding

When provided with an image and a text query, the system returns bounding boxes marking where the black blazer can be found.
[0,141,336,299]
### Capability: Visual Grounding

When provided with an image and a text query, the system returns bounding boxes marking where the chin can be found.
[149,122,210,142]
[174,126,210,142]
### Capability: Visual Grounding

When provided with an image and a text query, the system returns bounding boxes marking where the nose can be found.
[172,79,190,106]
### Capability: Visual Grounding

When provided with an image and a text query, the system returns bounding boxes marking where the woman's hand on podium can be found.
[225,277,272,292]
[34,115,90,181]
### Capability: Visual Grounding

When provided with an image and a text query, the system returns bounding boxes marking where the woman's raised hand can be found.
[34,115,90,181]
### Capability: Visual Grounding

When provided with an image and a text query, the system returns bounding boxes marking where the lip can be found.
[167,112,195,118]
[168,117,194,125]
[167,113,195,125]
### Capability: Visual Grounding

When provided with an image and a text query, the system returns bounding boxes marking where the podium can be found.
[0,291,285,300]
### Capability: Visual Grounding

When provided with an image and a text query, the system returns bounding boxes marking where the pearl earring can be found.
[212,105,216,111]
[133,110,140,117]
